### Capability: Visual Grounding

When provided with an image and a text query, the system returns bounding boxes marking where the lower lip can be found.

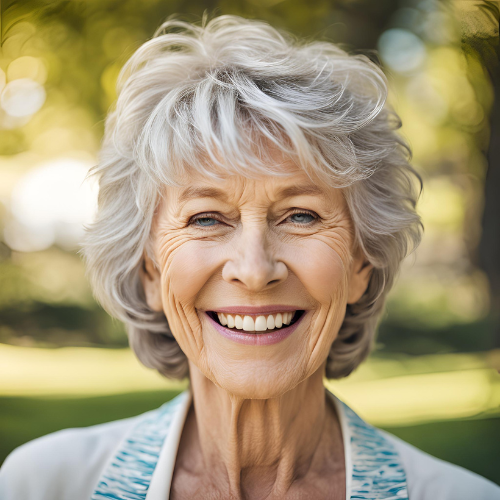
[206,312,305,346]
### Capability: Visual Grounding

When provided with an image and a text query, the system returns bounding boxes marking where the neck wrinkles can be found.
[184,363,344,499]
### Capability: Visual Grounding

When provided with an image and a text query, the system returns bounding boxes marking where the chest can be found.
[169,463,346,500]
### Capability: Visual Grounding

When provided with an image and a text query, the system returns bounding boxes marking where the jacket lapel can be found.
[91,391,189,500]
[339,398,409,500]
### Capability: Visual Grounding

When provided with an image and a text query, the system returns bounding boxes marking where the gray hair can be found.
[82,15,422,380]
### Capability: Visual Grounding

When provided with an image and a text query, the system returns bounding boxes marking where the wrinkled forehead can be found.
[157,160,346,218]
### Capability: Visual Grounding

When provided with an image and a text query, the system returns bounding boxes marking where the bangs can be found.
[133,64,387,191]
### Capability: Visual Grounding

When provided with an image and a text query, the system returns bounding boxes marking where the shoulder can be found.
[0,414,141,500]
[380,429,500,500]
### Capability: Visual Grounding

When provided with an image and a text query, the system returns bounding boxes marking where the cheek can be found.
[283,236,350,373]
[286,237,348,305]
[164,241,220,304]
[158,239,223,357]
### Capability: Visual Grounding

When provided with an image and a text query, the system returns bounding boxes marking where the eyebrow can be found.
[178,186,229,203]
[178,183,324,203]
[276,185,324,200]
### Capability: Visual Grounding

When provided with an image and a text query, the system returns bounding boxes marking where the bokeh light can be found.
[7,56,47,84]
[4,158,97,252]
[1,78,46,118]
[378,29,427,74]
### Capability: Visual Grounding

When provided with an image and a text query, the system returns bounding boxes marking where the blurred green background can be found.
[1,0,499,486]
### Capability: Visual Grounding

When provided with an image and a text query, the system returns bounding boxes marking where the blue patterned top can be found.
[91,390,408,500]
[91,392,187,500]
[342,403,408,499]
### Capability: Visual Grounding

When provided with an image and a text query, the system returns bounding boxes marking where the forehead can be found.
[166,166,336,206]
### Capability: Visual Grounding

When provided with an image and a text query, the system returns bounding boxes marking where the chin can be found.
[192,312,334,398]
[215,368,305,399]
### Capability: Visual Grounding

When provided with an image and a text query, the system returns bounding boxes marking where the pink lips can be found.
[205,310,305,346]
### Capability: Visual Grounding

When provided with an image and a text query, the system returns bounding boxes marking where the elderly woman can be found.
[1,15,498,500]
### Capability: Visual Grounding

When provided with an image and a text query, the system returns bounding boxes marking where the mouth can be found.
[205,309,306,345]
[207,310,305,332]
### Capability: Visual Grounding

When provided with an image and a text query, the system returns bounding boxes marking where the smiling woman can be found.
[1,14,499,500]
[140,163,372,401]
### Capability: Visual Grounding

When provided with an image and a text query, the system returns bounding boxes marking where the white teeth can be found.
[235,315,243,329]
[215,311,299,332]
[267,315,275,329]
[218,313,227,326]
[242,316,255,331]
[255,316,267,331]
[275,313,283,328]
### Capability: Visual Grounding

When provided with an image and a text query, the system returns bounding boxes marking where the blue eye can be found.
[195,217,219,226]
[290,212,315,224]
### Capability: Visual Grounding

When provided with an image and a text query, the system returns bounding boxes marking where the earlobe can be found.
[139,253,163,312]
[347,254,374,305]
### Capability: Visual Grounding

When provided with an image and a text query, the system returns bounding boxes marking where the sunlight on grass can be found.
[326,350,500,426]
[327,367,500,426]
[0,344,187,396]
[1,344,498,426]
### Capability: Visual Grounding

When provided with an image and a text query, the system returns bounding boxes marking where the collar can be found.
[91,388,408,500]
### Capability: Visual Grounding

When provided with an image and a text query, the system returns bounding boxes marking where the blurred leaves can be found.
[0,248,126,347]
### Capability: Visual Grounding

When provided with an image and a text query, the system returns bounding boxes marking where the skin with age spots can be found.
[140,157,373,499]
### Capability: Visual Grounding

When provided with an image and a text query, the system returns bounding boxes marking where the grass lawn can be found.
[384,418,500,486]
[0,390,498,486]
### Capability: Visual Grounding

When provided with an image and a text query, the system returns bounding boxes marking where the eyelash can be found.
[286,209,319,225]
[189,212,225,228]
[188,209,319,228]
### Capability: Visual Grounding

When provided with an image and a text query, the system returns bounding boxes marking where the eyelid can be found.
[188,212,225,226]
[288,208,318,216]
[285,208,320,223]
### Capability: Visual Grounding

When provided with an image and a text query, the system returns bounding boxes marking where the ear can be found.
[347,246,373,305]
[139,252,163,312]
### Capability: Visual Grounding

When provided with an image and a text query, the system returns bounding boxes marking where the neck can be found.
[184,363,344,499]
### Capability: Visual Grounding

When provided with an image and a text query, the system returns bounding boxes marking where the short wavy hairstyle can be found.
[82,15,422,380]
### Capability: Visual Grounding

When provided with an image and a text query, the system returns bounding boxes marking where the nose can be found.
[222,227,288,292]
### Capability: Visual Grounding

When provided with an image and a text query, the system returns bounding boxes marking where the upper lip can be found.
[207,305,303,315]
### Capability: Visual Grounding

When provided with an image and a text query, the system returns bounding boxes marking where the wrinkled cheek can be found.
[290,239,347,303]
[286,239,349,356]
[159,241,221,359]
